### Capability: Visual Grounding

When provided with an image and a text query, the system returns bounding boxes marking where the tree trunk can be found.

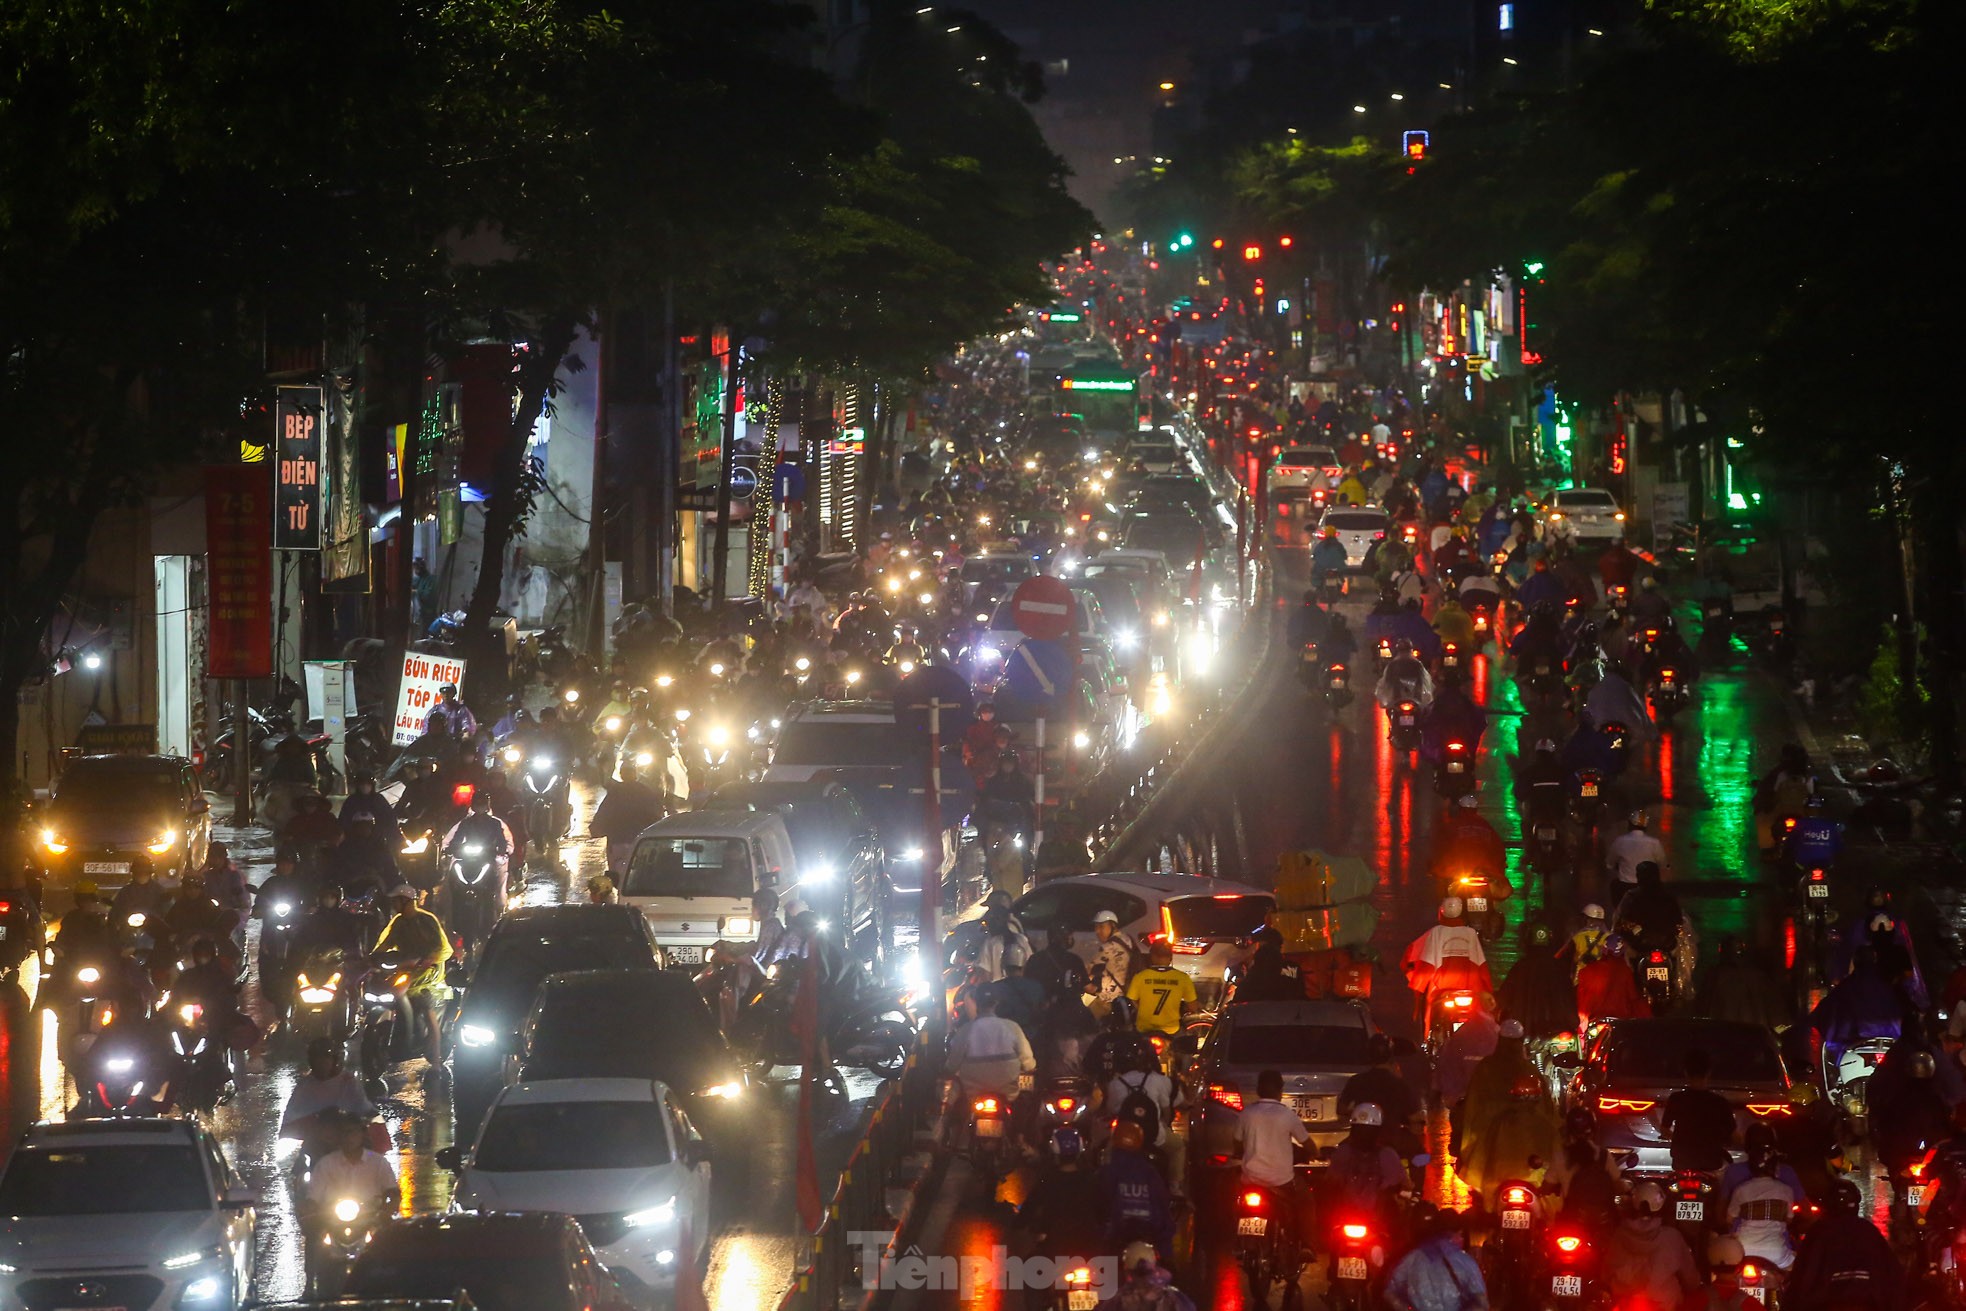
[1918,481,1962,789]
[457,317,580,715]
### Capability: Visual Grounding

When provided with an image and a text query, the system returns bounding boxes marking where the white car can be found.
[1315,505,1392,568]
[0,1118,258,1310]
[965,871,1275,1008]
[1122,440,1182,475]
[971,588,1108,675]
[1544,487,1627,546]
[445,1078,712,1302]
[1268,445,1342,492]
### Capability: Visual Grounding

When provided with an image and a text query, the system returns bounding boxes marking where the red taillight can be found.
[1242,1191,1265,1209]
[1597,1096,1656,1113]
[1504,1186,1533,1205]
[1053,1097,1076,1111]
[1341,1223,1370,1239]
[1808,869,1825,882]
[1747,1103,1794,1118]
[1447,741,1466,752]
[1209,1083,1244,1110]
[1647,950,1666,963]
[1555,1234,1583,1253]
[0,900,11,915]
[974,1096,999,1114]
[1448,993,1473,1009]
[452,782,476,807]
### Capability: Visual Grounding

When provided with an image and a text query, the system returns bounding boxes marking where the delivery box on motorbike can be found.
[1272,901,1380,954]
[621,809,798,969]
[1273,849,1376,909]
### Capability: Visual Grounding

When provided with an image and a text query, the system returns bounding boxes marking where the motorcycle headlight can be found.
[563,687,581,703]
[105,1056,135,1073]
[794,656,812,672]
[333,1198,362,1224]
[459,1024,497,1048]
[464,845,485,856]
[675,707,692,722]
[299,987,336,1005]
[502,746,523,764]
[147,830,177,855]
[532,755,553,770]
[976,645,1002,665]
[803,863,834,885]
[700,1082,742,1100]
[274,902,293,917]
[635,751,655,768]
[77,966,101,984]
[709,662,726,677]
[401,836,429,855]
[127,912,147,928]
[707,725,731,749]
[605,716,623,733]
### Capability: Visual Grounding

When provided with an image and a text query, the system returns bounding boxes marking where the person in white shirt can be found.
[280,1040,378,1160]
[307,1113,398,1217]
[1604,810,1668,893]
[947,983,1036,1099]
[1237,1070,1312,1244]
[1088,910,1135,1007]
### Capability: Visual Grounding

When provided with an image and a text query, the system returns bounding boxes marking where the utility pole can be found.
[657,280,678,614]
[711,337,740,609]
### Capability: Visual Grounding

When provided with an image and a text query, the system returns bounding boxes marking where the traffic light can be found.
[1279,235,1293,248]
[1242,244,1262,261]
[1403,130,1429,162]
[1211,237,1225,249]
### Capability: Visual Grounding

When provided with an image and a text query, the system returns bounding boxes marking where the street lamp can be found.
[1352,105,1367,113]
[1159,81,1175,91]
[82,651,103,671]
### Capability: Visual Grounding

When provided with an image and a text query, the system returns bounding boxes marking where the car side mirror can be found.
[434,1145,463,1171]
[189,797,210,814]
[221,1185,256,1209]
[685,1141,713,1169]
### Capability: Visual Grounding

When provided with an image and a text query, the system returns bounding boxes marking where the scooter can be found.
[1325,1212,1387,1311]
[517,751,570,853]
[1435,739,1476,801]
[307,1195,387,1297]
[1542,1223,1602,1309]
[1234,1182,1305,1310]
[356,948,419,1096]
[1648,666,1690,723]
[968,1089,1016,1186]
[290,946,361,1043]
[1325,661,1354,711]
[71,1016,173,1118]
[444,842,507,966]
[1438,641,1467,687]
[1388,699,1422,752]
[162,995,236,1114]
[1483,1180,1542,1311]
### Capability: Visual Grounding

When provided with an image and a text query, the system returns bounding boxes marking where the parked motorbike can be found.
[738,965,916,1079]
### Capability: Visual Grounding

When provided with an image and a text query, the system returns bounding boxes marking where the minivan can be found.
[621,809,798,967]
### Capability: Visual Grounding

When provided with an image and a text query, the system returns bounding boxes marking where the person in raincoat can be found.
[1584,665,1656,743]
[1404,897,1493,1016]
[1576,934,1651,1033]
[1421,681,1487,766]
[1808,949,1912,1074]
[1498,921,1577,1041]
[1455,1058,1562,1211]
[1435,999,1501,1116]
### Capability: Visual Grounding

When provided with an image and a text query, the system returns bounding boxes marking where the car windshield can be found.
[0,1145,209,1214]
[1123,517,1201,557]
[474,1099,672,1172]
[773,721,910,769]
[347,1244,579,1311]
[1127,444,1176,463]
[1278,449,1333,466]
[467,930,652,1021]
[1225,1023,1373,1068]
[55,769,179,810]
[623,836,752,899]
[1605,1025,1785,1083]
[1163,895,1274,941]
[1558,490,1617,508]
[1323,512,1388,530]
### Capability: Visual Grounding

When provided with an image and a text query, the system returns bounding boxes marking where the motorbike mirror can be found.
[434,1146,463,1171]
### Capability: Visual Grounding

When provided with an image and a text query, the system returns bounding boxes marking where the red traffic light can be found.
[1242,244,1262,261]
[1279,235,1293,248]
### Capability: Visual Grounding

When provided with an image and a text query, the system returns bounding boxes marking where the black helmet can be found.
[1828,1178,1862,1215]
[1564,1106,1596,1141]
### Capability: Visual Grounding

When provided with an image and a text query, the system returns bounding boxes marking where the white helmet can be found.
[1121,1240,1158,1274]
[1440,896,1464,919]
[1350,1102,1383,1127]
[1630,1180,1667,1216]
[1582,903,1606,921]
[1092,909,1121,925]
[1708,1235,1746,1269]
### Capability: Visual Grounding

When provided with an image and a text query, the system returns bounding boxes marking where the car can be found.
[1127,474,1214,518]
[342,1212,636,1311]
[1121,439,1182,475]
[708,780,889,954]
[1067,574,1146,656]
[37,754,212,884]
[619,809,798,968]
[1268,445,1343,492]
[0,1117,257,1310]
[1544,487,1628,546]
[450,906,662,1131]
[1315,506,1392,568]
[252,1302,470,1310]
[763,701,955,894]
[1121,508,1208,567]
[508,970,747,1135]
[1186,999,1379,1188]
[438,1079,712,1303]
[1559,1017,1793,1176]
[977,871,1275,1007]
[959,552,1038,609]
[973,586,1109,676]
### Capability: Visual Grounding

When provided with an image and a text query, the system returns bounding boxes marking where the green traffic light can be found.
[1175,233,1194,249]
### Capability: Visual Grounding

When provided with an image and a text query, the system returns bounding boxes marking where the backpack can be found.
[1114,1070,1162,1144]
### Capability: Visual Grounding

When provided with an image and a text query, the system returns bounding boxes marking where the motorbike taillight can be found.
[1241,1190,1266,1210]
[1553,1233,1584,1255]
[1341,1222,1370,1240]
[973,1096,1000,1115]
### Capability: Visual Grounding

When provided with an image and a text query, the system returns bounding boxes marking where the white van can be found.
[620,809,798,967]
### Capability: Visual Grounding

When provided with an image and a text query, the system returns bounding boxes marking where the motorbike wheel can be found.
[856,1019,916,1079]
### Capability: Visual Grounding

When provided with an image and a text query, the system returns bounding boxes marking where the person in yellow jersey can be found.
[1127,941,1198,1037]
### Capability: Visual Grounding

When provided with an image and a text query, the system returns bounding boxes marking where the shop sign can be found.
[273,385,324,549]
[391,651,468,746]
[205,465,274,678]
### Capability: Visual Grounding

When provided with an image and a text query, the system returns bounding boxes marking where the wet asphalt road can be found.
[894,547,1829,1311]
[0,779,882,1309]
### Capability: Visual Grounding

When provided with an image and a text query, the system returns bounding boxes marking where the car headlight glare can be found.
[147,830,177,855]
[724,917,756,937]
[459,1024,497,1048]
[182,1274,223,1300]
[624,1197,677,1227]
[40,828,67,854]
[701,1082,743,1100]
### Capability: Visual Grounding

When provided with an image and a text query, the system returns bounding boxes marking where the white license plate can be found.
[83,861,130,874]
[1910,1185,1928,1207]
[1553,1276,1583,1297]
[1337,1256,1368,1281]
[1535,827,1557,840]
[1501,1209,1531,1230]
[1743,1288,1766,1305]
[1675,1200,1704,1222]
[1466,897,1488,913]
[1448,761,1465,773]
[974,1115,1004,1138]
[1237,1216,1268,1235]
[665,945,704,965]
[1445,656,1459,667]
[1398,715,1415,726]
[1808,883,1829,899]
[1330,677,1345,688]
[1069,1293,1097,1311]
[1648,967,1671,982]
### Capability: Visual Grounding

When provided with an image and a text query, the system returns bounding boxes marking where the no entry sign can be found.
[1009,575,1076,642]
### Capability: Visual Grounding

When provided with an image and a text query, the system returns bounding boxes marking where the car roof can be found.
[1602,1017,1777,1044]
[1223,1000,1371,1027]
[784,699,896,724]
[534,968,702,1009]
[17,1118,206,1148]
[485,904,649,936]
[638,809,787,840]
[710,780,850,807]
[496,1077,672,1106]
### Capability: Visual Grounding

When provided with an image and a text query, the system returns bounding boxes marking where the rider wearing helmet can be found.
[1234,925,1307,1003]
[1603,1180,1700,1311]
[1403,898,1492,1026]
[1433,792,1510,899]
[1558,903,1611,982]
[1088,909,1135,1007]
[1870,1038,1953,1187]
[1605,808,1668,894]
[1323,1102,1407,1224]
[1098,1118,1175,1256]
[1376,637,1436,712]
[1785,1178,1901,1311]
[1720,1123,1804,1271]
[1575,933,1650,1033]
[1338,1033,1425,1147]
[1104,1239,1196,1311]
[1515,737,1568,813]
[1454,1020,1561,1209]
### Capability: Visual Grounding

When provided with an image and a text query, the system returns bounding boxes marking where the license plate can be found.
[1910,1185,1928,1207]
[1017,1073,1034,1092]
[1743,1288,1766,1305]
[1675,1200,1704,1222]
[0,926,6,940]
[83,861,130,874]
[1069,1293,1097,1311]
[665,945,704,965]
[1238,1216,1267,1235]
[1502,1209,1531,1230]
[1535,664,1551,676]
[1648,967,1670,982]
[1445,656,1459,667]
[1581,783,1598,797]
[1467,897,1488,913]
[1337,1256,1368,1281]
[1553,1276,1583,1297]
[1289,1095,1328,1121]
[1398,715,1414,726]
[1535,827,1556,840]
[1808,883,1829,899]
[975,1117,1003,1138]
[1330,677,1345,688]
[1448,761,1464,773]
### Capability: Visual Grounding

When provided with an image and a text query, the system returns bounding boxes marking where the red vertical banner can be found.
[792,950,824,1234]
[205,465,274,678]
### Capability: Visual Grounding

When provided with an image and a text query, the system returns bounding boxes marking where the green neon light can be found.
[1047,312,1082,323]
[1063,378,1136,392]
[1524,261,1546,276]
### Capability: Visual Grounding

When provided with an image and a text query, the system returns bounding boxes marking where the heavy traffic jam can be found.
[0,233,1947,1311]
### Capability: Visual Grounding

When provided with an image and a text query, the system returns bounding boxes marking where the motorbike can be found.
[1445,871,1505,940]
[72,1016,172,1118]
[1234,1182,1304,1310]
[1524,656,1564,705]
[1319,573,1346,604]
[45,947,131,1068]
[162,994,235,1114]
[1326,1213,1387,1311]
[1325,661,1353,710]
[1827,1036,1894,1132]
[516,750,570,853]
[307,1195,387,1298]
[1524,787,1569,878]
[1636,945,1676,1012]
[1648,665,1690,723]
[356,948,419,1095]
[258,889,305,1016]
[1571,769,1606,836]
[1481,1180,1542,1311]
[1794,865,1832,981]
[968,1089,1016,1186]
[1374,636,1396,676]
[290,946,361,1042]
[1542,1223,1602,1310]
[444,841,506,966]
[1668,1167,1719,1252]
[1605,582,1631,623]
[1388,699,1422,752]
[738,965,917,1079]
[1298,642,1323,691]
[1438,641,1467,687]
[1424,988,1480,1057]
[1033,1076,1098,1157]
[1435,739,1476,801]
